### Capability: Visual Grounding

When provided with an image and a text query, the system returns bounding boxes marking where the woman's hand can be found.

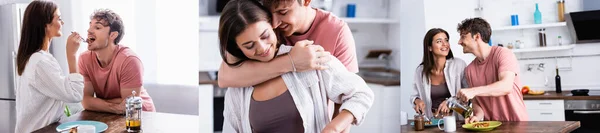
[413,98,425,114]
[66,32,82,73]
[66,32,82,56]
[435,100,450,117]
[322,110,354,133]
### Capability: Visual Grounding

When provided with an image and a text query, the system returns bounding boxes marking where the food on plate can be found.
[528,90,545,95]
[473,122,490,128]
[521,86,530,95]
[69,126,78,133]
[424,121,432,125]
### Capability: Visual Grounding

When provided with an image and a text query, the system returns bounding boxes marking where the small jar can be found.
[413,115,425,131]
[515,40,523,49]
[507,42,514,49]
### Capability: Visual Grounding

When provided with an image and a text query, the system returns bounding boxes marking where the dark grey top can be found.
[249,90,304,133]
[430,82,451,110]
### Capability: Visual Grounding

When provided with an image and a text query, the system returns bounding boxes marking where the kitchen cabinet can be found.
[198,84,214,133]
[352,84,402,133]
[524,100,565,121]
[352,84,384,133]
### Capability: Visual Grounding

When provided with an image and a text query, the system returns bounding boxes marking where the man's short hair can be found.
[90,9,124,44]
[259,0,302,10]
[457,17,491,43]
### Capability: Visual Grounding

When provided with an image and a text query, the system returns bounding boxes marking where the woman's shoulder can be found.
[28,51,55,66]
[447,58,467,68]
[414,64,424,74]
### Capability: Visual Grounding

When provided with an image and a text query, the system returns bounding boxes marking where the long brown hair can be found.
[16,0,58,75]
[420,28,454,81]
[218,0,283,66]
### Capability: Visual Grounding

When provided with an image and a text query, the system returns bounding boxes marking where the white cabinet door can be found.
[527,109,565,121]
[525,100,565,110]
[351,84,384,133]
[381,86,402,133]
[524,100,565,121]
[198,84,214,133]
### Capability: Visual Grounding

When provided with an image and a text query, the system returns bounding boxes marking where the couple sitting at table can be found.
[14,1,154,132]
[412,18,528,124]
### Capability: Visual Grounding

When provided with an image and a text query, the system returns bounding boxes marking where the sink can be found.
[358,70,400,79]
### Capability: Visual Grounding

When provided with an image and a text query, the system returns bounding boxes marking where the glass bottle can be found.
[126,91,143,132]
[556,68,562,93]
[558,36,563,46]
[558,0,566,22]
[534,3,543,24]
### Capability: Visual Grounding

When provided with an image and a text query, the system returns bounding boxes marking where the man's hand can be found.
[458,88,478,102]
[107,98,123,104]
[465,115,481,124]
[110,99,126,114]
[413,98,426,114]
[289,40,331,72]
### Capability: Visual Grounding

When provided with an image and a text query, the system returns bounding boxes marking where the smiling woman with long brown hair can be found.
[410,28,468,119]
[219,0,373,133]
[14,0,85,132]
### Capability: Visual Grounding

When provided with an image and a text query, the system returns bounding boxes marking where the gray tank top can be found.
[249,90,304,133]
[430,82,451,110]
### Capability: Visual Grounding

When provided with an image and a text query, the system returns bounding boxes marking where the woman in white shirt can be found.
[14,1,84,132]
[411,28,468,119]
[219,1,374,133]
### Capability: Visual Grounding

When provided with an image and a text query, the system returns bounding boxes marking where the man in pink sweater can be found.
[456,18,528,123]
[218,0,358,87]
[76,9,155,114]
[218,0,358,132]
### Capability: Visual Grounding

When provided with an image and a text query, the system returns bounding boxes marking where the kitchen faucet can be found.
[378,54,391,70]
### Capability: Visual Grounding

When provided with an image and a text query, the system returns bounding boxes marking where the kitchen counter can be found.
[401,121,580,133]
[523,91,600,100]
[358,67,400,86]
[33,110,199,133]
[200,68,401,86]
[199,71,218,86]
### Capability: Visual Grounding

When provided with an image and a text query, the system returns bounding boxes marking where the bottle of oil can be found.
[126,91,143,132]
[555,67,562,93]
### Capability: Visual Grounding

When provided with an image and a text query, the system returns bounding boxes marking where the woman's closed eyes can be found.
[243,29,270,49]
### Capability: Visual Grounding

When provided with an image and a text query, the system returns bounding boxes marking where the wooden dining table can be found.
[33,110,199,133]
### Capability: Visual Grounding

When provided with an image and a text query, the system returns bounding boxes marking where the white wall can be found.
[57,0,207,131]
[479,0,600,90]
[399,0,427,119]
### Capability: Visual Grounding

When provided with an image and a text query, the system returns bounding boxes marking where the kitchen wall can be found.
[399,0,600,118]
[479,0,600,90]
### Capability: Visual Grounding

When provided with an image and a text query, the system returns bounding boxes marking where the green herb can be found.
[64,105,71,117]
